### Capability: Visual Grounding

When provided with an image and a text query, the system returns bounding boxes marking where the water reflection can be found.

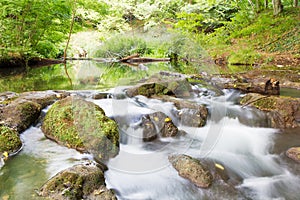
[0,60,217,93]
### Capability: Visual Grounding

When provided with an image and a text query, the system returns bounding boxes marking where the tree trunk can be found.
[265,0,269,8]
[294,0,298,7]
[272,0,283,15]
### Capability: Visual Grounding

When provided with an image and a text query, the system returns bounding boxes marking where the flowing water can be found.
[0,61,300,200]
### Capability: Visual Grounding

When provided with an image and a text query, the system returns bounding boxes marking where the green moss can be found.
[240,95,253,105]
[0,125,22,153]
[253,97,277,110]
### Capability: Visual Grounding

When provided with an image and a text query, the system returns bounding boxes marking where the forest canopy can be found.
[0,0,298,61]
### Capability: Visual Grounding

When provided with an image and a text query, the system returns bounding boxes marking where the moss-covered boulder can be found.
[126,73,192,98]
[240,93,300,128]
[42,96,119,161]
[169,154,213,188]
[286,147,300,163]
[0,124,22,155]
[141,112,179,141]
[0,99,41,132]
[38,163,117,200]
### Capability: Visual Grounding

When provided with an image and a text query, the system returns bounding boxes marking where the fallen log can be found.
[119,53,140,62]
[125,57,170,63]
[65,57,117,62]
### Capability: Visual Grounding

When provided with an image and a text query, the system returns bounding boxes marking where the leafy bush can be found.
[95,35,152,58]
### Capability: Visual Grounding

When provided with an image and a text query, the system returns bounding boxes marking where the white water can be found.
[95,90,300,200]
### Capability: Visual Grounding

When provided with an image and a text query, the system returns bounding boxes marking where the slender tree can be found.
[272,0,283,15]
[294,0,298,7]
[264,0,268,8]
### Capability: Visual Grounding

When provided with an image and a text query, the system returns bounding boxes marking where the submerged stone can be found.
[38,163,117,200]
[42,96,119,161]
[169,154,213,188]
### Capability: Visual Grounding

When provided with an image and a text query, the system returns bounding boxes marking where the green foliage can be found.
[0,0,72,59]
[228,48,261,65]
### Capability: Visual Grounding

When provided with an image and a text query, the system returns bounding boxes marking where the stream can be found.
[0,61,300,200]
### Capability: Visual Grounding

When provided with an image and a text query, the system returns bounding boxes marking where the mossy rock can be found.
[126,73,192,98]
[42,96,119,161]
[38,163,117,200]
[169,154,213,188]
[0,124,22,154]
[0,99,41,132]
[240,93,300,128]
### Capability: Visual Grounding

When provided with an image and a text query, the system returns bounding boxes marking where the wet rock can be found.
[212,76,280,95]
[91,92,110,99]
[19,91,58,108]
[126,73,192,98]
[0,124,22,155]
[38,163,117,200]
[286,147,300,163]
[0,99,41,132]
[0,92,19,106]
[142,112,178,141]
[169,154,213,188]
[42,96,119,161]
[152,95,208,127]
[240,93,300,128]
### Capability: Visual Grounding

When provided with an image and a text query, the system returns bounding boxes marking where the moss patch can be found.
[0,124,22,154]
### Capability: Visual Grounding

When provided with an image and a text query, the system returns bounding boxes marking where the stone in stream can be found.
[141,112,179,141]
[152,95,208,127]
[0,98,41,132]
[42,96,119,161]
[38,163,117,200]
[286,147,300,163]
[126,73,193,98]
[240,93,300,128]
[169,154,213,188]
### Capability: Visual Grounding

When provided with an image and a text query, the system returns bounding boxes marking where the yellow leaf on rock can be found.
[215,163,224,170]
[3,152,8,158]
[164,117,171,122]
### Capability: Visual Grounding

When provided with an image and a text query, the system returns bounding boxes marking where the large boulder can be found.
[42,96,119,161]
[169,154,213,188]
[0,124,22,155]
[38,163,117,200]
[126,74,192,98]
[286,147,300,163]
[141,112,178,141]
[240,93,300,128]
